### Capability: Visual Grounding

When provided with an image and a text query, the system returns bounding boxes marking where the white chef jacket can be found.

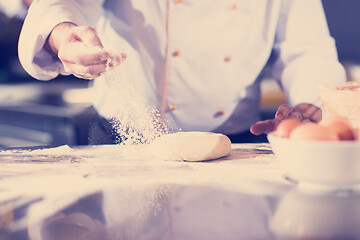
[18,0,346,134]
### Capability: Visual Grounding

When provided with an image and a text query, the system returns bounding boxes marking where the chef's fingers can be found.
[73,72,102,80]
[274,104,294,120]
[310,108,322,122]
[294,103,322,122]
[58,25,109,66]
[294,103,315,117]
[250,119,279,135]
[69,26,104,48]
[73,73,98,80]
[63,61,108,79]
[251,103,322,135]
[59,42,109,67]
[288,111,304,121]
[106,51,127,69]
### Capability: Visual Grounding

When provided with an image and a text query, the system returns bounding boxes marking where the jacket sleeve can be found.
[271,0,346,107]
[18,0,104,80]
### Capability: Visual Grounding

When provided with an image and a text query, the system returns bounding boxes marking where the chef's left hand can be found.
[250,103,322,135]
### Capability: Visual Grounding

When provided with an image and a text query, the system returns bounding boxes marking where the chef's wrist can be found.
[45,22,77,57]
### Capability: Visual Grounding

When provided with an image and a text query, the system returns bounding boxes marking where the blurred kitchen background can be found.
[0,0,359,147]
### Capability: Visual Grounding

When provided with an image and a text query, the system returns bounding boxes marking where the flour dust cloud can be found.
[104,62,172,145]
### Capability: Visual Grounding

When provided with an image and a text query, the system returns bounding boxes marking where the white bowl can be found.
[267,133,360,189]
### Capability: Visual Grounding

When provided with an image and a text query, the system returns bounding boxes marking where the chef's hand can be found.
[250,103,322,135]
[46,22,126,79]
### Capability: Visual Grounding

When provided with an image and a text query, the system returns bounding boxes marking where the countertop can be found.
[0,143,359,240]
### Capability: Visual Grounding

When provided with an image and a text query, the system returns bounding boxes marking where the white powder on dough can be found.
[149,132,232,161]
[103,52,173,145]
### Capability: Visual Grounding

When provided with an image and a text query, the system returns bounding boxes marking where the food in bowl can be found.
[273,115,357,142]
[275,119,303,138]
[269,113,360,188]
[319,115,356,140]
[290,123,338,141]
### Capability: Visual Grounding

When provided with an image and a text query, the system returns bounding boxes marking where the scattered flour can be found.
[103,53,174,145]
[0,143,284,235]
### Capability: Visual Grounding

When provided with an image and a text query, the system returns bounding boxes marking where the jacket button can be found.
[224,56,231,62]
[214,110,225,117]
[169,104,177,111]
[173,51,180,57]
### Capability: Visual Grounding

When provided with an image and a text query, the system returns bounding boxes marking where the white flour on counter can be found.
[0,143,288,235]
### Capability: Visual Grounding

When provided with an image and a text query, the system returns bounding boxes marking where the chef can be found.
[18,0,346,144]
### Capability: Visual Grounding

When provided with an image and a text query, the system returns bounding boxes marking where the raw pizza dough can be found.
[149,131,232,161]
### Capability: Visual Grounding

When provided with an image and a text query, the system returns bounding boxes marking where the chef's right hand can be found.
[250,103,322,135]
[46,22,126,79]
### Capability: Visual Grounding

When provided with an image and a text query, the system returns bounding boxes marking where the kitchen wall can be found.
[323,0,360,63]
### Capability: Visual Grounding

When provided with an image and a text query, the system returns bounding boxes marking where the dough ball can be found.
[149,131,231,161]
